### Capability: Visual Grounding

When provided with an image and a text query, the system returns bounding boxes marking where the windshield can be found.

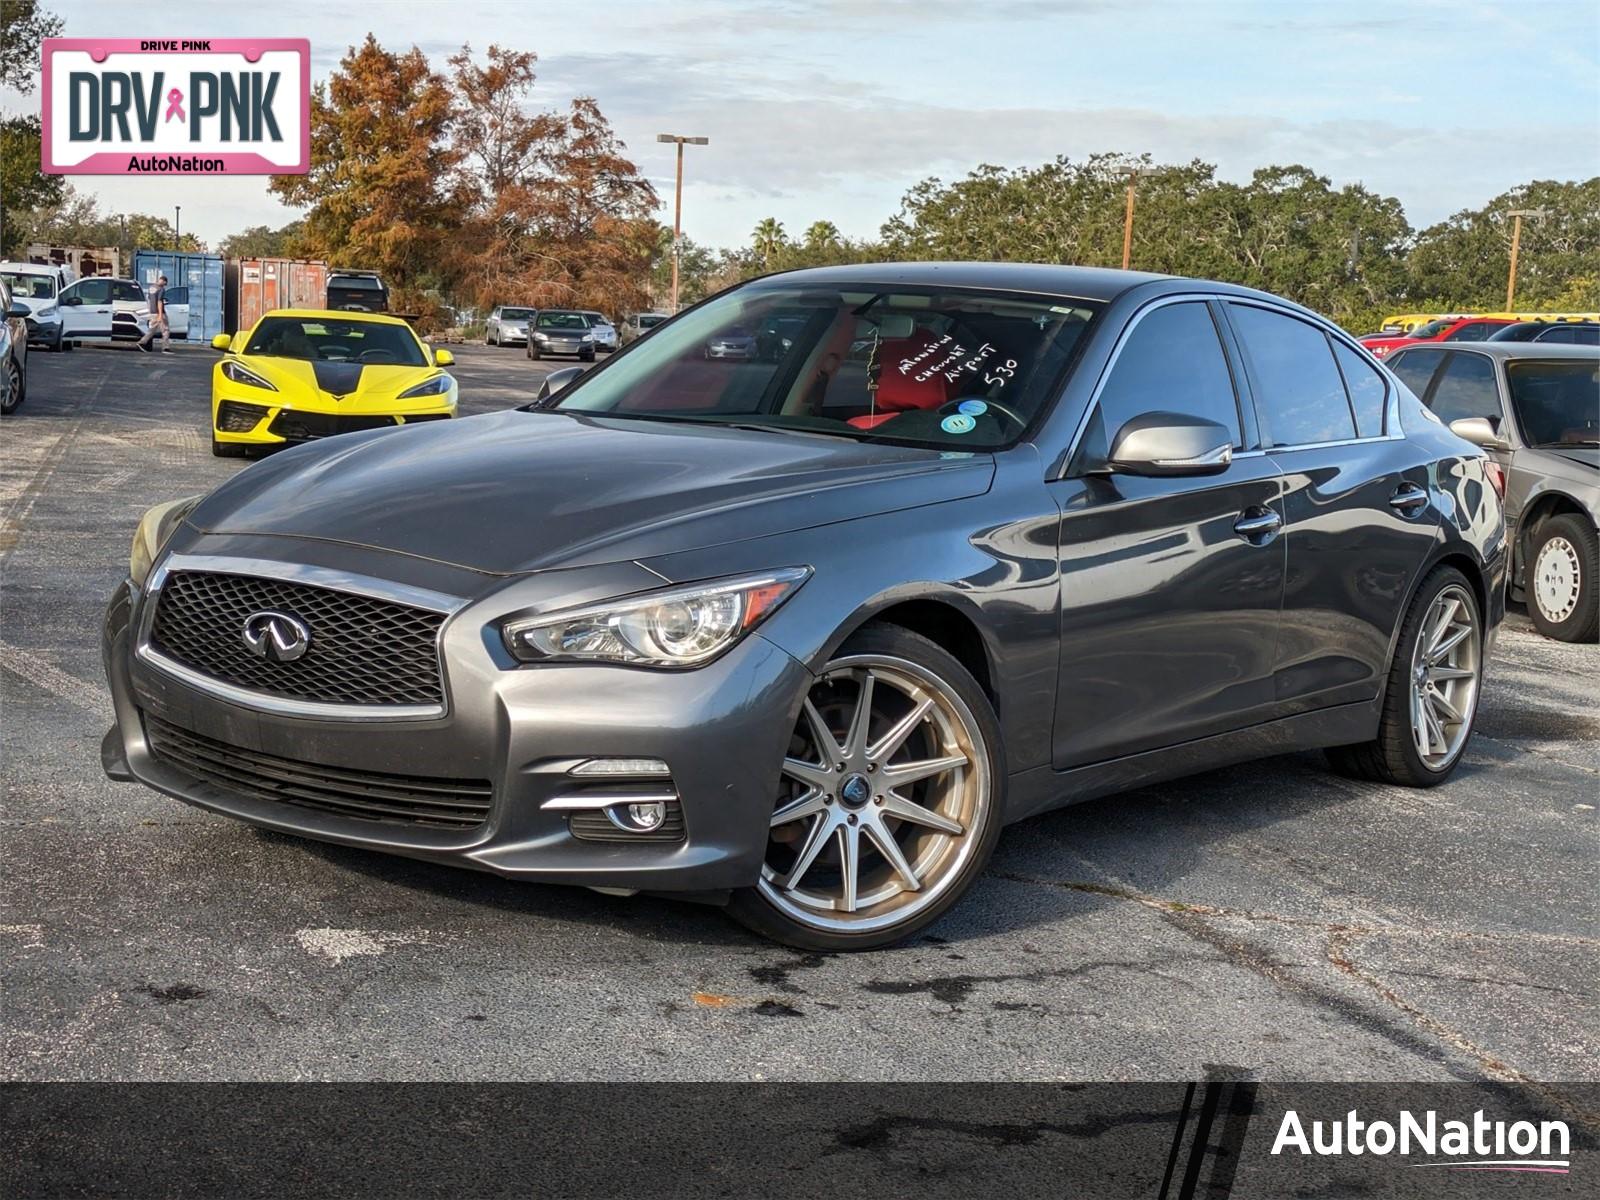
[537,312,590,330]
[1506,359,1600,447]
[501,308,534,320]
[1411,320,1452,339]
[582,312,612,326]
[329,276,382,290]
[637,314,666,329]
[1,272,55,299]
[244,316,427,366]
[555,283,1101,449]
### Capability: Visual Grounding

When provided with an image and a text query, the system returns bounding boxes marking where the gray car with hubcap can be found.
[102,264,1506,949]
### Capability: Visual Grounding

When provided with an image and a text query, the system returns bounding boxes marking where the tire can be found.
[530,346,541,361]
[1326,566,1483,787]
[211,438,248,458]
[581,351,595,362]
[1,355,22,414]
[1524,515,1599,643]
[727,624,1006,951]
[487,331,497,347]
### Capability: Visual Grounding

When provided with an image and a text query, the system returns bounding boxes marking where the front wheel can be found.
[1327,567,1483,786]
[1526,516,1599,643]
[727,625,1005,950]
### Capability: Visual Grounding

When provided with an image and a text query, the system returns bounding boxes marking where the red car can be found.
[1361,316,1516,359]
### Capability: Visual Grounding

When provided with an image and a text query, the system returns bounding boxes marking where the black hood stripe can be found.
[311,361,367,396]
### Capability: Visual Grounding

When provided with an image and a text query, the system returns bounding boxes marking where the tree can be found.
[802,220,841,250]
[270,35,459,316]
[218,221,306,260]
[3,185,204,256]
[1,116,66,254]
[752,218,788,266]
[0,1,61,93]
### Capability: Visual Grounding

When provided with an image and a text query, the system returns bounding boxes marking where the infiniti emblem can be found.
[241,610,312,663]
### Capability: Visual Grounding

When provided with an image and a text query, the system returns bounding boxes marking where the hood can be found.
[191,410,996,574]
[1547,445,1599,472]
[241,355,441,400]
[1518,444,1600,479]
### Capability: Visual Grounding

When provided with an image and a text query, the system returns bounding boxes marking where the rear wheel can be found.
[1327,567,1482,786]
[1,355,22,414]
[1526,515,1599,643]
[728,625,1004,950]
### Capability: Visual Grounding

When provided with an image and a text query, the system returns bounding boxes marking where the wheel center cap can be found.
[840,773,872,808]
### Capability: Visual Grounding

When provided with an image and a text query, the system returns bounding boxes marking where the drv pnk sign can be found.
[41,39,309,175]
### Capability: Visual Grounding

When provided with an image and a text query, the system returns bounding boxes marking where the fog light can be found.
[569,757,671,777]
[607,801,666,833]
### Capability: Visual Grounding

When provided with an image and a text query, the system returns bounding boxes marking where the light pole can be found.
[1115,166,1148,271]
[1504,208,1546,310]
[656,133,708,312]
[174,205,181,252]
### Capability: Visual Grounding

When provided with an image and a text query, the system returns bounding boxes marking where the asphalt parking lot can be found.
[2,341,1595,1084]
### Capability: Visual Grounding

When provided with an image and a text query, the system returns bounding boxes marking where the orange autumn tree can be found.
[448,45,659,318]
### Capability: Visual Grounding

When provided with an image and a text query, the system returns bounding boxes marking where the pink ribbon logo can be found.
[164,88,185,123]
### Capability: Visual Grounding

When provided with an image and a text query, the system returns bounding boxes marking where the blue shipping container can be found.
[132,250,225,343]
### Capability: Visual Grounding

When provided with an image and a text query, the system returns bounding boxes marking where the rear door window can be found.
[165,287,189,305]
[1425,352,1503,425]
[1388,348,1446,399]
[69,279,111,304]
[1332,341,1389,437]
[1090,301,1243,453]
[1227,303,1355,445]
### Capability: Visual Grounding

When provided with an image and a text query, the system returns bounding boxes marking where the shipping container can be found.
[225,258,330,334]
[133,250,225,342]
[25,244,122,279]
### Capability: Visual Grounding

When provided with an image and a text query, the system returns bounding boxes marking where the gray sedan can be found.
[1388,342,1598,642]
[102,264,1505,949]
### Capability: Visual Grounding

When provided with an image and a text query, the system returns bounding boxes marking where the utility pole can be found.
[656,134,709,312]
[174,205,181,252]
[1504,208,1546,310]
[1116,166,1148,271]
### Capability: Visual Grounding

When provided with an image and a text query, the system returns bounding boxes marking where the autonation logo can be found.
[1272,1108,1571,1175]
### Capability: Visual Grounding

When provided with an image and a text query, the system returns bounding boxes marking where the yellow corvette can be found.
[208,309,457,457]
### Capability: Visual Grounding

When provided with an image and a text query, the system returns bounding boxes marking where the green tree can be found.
[1,116,66,254]
[217,221,306,259]
[752,217,788,266]
[0,1,62,93]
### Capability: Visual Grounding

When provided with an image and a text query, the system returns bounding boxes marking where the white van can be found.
[0,262,78,348]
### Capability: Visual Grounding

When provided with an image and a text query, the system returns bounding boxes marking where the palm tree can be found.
[752,217,788,265]
[803,220,841,249]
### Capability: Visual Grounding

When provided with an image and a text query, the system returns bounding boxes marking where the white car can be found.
[0,261,77,350]
[38,276,149,346]
[136,285,190,339]
[486,306,535,347]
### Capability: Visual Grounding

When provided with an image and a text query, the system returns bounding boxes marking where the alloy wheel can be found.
[1533,535,1582,625]
[1408,583,1480,771]
[757,655,989,934]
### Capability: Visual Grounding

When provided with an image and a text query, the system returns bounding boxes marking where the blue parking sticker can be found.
[957,399,988,416]
[941,414,977,435]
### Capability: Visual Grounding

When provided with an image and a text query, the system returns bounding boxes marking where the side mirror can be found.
[532,364,586,408]
[1448,417,1510,452]
[1106,413,1234,477]
[7,302,28,319]
[210,333,233,352]
[433,348,455,367]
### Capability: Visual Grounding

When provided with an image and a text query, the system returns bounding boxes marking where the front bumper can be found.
[101,564,812,891]
[532,339,593,357]
[498,327,528,344]
[211,391,456,446]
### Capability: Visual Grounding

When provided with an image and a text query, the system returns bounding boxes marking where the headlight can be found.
[397,374,452,399]
[221,360,278,391]
[36,306,57,319]
[581,334,594,343]
[129,495,203,587]
[534,332,550,341]
[503,568,810,667]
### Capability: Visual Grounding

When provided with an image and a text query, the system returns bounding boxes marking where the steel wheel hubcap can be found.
[758,655,988,934]
[1409,584,1479,771]
[1533,536,1581,623]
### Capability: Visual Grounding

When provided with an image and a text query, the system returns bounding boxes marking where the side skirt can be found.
[1003,699,1382,824]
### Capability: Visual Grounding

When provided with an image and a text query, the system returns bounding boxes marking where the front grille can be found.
[151,570,447,708]
[145,715,491,829]
[269,411,399,441]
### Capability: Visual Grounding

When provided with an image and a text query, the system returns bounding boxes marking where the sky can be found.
[7,0,1599,251]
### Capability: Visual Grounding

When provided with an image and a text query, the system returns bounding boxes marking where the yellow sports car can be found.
[208,309,457,457]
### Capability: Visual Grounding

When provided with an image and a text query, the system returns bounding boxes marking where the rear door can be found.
[59,278,113,338]
[1223,301,1439,715]
[1050,297,1286,768]
[164,286,190,336]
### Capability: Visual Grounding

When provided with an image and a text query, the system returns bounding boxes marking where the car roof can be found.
[260,308,416,328]
[1392,341,1600,360]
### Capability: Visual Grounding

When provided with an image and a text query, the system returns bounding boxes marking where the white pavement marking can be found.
[294,927,435,965]
[0,643,114,721]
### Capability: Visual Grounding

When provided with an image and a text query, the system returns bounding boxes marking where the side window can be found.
[1389,348,1446,399]
[1444,322,1491,342]
[1093,301,1242,452]
[1426,353,1503,426]
[71,279,112,304]
[1332,341,1388,437]
[166,287,188,305]
[1227,303,1355,445]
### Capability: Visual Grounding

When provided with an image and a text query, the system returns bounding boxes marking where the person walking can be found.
[137,275,171,353]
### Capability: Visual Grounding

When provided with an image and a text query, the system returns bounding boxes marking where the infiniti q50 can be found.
[102,264,1505,949]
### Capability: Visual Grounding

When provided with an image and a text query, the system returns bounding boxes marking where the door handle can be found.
[1389,484,1429,514]
[1233,508,1282,542]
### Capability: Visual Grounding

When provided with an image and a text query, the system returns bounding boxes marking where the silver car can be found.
[1,277,30,414]
[1389,341,1598,642]
[486,306,535,347]
[579,311,619,353]
[620,311,669,346]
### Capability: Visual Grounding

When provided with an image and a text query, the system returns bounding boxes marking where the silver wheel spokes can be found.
[1534,537,1581,623]
[761,658,986,931]
[1410,585,1480,770]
